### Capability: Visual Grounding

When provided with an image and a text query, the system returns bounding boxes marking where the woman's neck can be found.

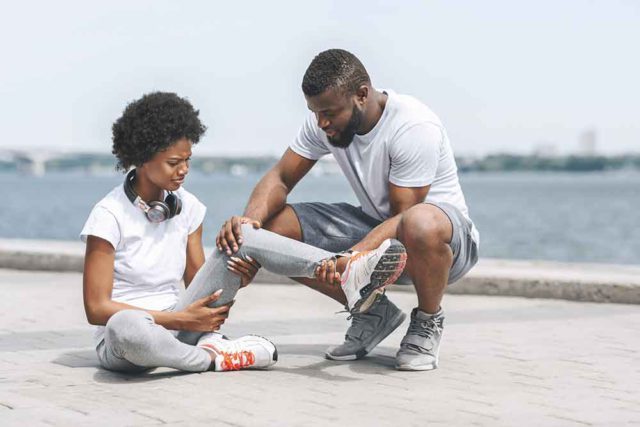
[133,170,164,202]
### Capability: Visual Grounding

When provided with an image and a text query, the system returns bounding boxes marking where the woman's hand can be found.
[314,258,341,286]
[181,290,232,332]
[227,256,261,288]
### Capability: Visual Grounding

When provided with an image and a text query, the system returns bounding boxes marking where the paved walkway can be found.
[0,269,639,426]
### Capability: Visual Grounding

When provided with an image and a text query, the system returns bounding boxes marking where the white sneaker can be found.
[340,239,407,314]
[197,333,278,371]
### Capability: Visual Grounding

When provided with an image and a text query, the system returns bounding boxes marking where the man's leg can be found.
[394,202,478,370]
[272,201,477,364]
[265,202,409,361]
[396,204,453,313]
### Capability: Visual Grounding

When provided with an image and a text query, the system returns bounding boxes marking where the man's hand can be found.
[314,258,341,286]
[181,290,232,332]
[216,216,262,255]
[227,256,261,288]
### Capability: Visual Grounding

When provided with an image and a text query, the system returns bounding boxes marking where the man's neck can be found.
[358,89,388,135]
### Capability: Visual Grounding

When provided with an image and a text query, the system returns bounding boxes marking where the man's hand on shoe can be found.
[181,290,233,332]
[216,216,262,255]
[315,258,341,286]
[227,255,261,288]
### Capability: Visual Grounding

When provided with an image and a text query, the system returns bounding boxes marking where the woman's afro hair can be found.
[111,92,206,171]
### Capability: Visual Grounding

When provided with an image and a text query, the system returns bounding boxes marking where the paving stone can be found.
[0,269,639,426]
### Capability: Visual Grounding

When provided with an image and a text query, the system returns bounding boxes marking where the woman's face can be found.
[140,138,192,191]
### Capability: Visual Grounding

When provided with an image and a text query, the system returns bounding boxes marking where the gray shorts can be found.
[289,201,478,284]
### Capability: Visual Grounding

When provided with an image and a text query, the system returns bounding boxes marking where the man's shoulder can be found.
[386,90,444,131]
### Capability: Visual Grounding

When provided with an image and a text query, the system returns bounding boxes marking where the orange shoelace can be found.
[220,351,256,371]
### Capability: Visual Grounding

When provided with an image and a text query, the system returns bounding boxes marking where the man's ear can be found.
[355,85,369,105]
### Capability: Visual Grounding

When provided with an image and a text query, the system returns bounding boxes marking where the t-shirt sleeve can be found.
[289,113,331,160]
[388,122,443,187]
[79,205,121,249]
[186,195,207,235]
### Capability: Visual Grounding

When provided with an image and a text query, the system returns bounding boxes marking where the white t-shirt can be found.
[290,89,479,244]
[80,184,206,343]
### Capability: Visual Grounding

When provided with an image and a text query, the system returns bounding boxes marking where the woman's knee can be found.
[105,309,154,348]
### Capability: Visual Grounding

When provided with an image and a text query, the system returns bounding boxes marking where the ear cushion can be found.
[165,193,182,218]
[147,200,170,222]
[123,169,138,204]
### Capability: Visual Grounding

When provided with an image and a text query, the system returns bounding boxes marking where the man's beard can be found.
[327,105,363,148]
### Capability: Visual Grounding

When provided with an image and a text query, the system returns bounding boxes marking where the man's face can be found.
[306,88,364,148]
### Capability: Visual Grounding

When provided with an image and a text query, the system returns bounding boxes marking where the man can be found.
[217,49,479,371]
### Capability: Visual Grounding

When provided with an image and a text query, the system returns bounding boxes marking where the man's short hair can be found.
[302,49,371,97]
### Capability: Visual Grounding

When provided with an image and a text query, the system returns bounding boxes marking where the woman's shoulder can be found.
[174,186,206,228]
[174,186,204,208]
[92,184,130,217]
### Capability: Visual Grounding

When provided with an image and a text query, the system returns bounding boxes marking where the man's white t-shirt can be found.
[290,89,479,244]
[80,184,206,344]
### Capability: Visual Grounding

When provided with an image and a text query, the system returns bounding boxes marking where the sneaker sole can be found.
[395,362,438,371]
[352,240,407,314]
[325,309,407,361]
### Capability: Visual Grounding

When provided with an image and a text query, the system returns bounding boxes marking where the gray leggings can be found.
[97,224,333,373]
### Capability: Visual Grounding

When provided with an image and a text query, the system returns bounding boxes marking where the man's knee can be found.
[398,204,453,251]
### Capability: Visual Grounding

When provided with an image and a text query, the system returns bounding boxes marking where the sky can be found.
[0,0,638,157]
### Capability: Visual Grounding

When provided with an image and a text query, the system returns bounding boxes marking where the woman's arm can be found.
[83,235,227,331]
[184,223,205,288]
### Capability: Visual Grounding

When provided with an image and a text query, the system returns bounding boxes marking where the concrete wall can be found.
[1,238,639,304]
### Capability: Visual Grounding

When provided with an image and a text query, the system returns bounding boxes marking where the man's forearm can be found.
[243,169,290,224]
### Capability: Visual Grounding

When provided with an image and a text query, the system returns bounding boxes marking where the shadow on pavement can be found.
[53,344,401,383]
[272,343,399,381]
[52,349,100,368]
[93,368,193,384]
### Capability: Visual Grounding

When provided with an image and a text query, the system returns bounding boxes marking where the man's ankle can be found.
[336,256,350,274]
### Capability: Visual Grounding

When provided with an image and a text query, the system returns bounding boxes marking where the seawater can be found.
[2,171,639,265]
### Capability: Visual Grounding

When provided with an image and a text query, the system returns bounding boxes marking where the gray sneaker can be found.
[395,308,445,371]
[326,294,406,361]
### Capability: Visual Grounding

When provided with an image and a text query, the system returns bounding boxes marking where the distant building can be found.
[532,141,559,157]
[578,128,597,156]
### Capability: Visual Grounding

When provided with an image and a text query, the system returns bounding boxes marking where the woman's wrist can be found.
[154,310,188,330]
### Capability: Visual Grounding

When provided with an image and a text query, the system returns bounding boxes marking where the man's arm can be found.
[216,148,316,254]
[244,148,316,223]
[350,183,430,252]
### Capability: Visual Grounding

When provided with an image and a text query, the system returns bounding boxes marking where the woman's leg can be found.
[175,224,335,344]
[97,310,211,373]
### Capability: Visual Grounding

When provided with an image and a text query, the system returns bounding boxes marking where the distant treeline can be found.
[458,154,640,172]
[2,153,639,174]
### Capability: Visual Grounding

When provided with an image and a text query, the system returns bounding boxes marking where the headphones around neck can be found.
[123,169,182,223]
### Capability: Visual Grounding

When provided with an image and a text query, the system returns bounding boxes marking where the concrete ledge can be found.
[1,238,639,304]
